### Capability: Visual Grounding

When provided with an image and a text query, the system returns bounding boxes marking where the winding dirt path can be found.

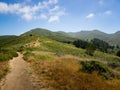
[1,53,37,90]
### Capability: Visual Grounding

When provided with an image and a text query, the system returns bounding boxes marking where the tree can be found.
[91,38,111,52]
[86,44,95,56]
[116,45,120,49]
[73,39,89,49]
[116,50,120,57]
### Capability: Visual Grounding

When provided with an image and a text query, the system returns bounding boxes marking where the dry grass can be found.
[0,61,9,80]
[24,51,120,90]
[0,61,9,89]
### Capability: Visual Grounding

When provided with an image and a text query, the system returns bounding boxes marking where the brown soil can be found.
[1,53,40,90]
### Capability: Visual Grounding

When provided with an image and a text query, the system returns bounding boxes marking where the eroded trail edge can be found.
[1,52,37,90]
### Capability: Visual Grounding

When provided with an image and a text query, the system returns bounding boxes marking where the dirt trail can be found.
[1,53,38,90]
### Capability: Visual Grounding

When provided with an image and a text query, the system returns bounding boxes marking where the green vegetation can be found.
[23,51,54,61]
[0,28,120,90]
[22,28,77,43]
[0,48,18,61]
[73,38,114,54]
[73,39,89,49]
[91,38,113,52]
[0,35,17,48]
[67,30,120,46]
[86,44,95,56]
[116,50,120,57]
[81,61,119,79]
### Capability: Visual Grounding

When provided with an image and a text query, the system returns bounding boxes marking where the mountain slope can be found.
[0,35,18,47]
[67,30,120,45]
[22,28,77,42]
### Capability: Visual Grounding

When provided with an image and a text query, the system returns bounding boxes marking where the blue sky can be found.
[0,0,120,35]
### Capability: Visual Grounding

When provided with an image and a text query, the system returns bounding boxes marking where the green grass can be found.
[23,51,54,61]
[0,48,18,61]
[24,38,88,58]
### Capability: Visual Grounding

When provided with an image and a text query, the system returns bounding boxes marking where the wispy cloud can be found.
[48,11,66,22]
[104,10,112,15]
[0,0,66,22]
[86,13,95,19]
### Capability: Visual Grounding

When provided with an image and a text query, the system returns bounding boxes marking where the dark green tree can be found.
[91,38,111,52]
[86,44,95,56]
[116,50,120,57]
[73,39,89,49]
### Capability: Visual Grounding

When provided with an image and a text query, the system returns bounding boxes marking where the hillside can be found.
[0,29,120,90]
[0,35,18,47]
[66,30,120,45]
[22,28,76,43]
[21,28,120,46]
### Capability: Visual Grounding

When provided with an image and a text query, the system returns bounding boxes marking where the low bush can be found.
[80,61,118,79]
[116,50,120,57]
[86,44,95,56]
[108,62,120,70]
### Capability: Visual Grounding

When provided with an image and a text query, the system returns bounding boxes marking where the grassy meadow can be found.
[21,35,120,90]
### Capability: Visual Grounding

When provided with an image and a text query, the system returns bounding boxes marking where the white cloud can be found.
[0,2,21,13]
[86,13,95,19]
[0,0,65,22]
[48,11,66,22]
[48,0,58,4]
[48,16,59,22]
[104,10,112,15]
[0,2,8,13]
[50,6,60,12]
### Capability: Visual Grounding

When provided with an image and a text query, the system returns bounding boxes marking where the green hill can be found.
[22,28,76,43]
[0,35,18,48]
[21,28,120,46]
[0,31,120,90]
[66,30,120,45]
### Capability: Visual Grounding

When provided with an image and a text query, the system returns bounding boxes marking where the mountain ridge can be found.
[21,28,120,45]
[0,28,120,46]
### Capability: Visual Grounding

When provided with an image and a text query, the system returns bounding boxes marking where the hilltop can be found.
[21,28,120,46]
[21,28,76,43]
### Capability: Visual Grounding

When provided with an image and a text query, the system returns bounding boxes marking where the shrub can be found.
[116,50,120,57]
[80,61,117,79]
[108,62,120,69]
[73,39,89,49]
[86,44,95,56]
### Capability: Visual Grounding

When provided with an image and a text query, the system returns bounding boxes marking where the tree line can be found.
[72,38,120,56]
